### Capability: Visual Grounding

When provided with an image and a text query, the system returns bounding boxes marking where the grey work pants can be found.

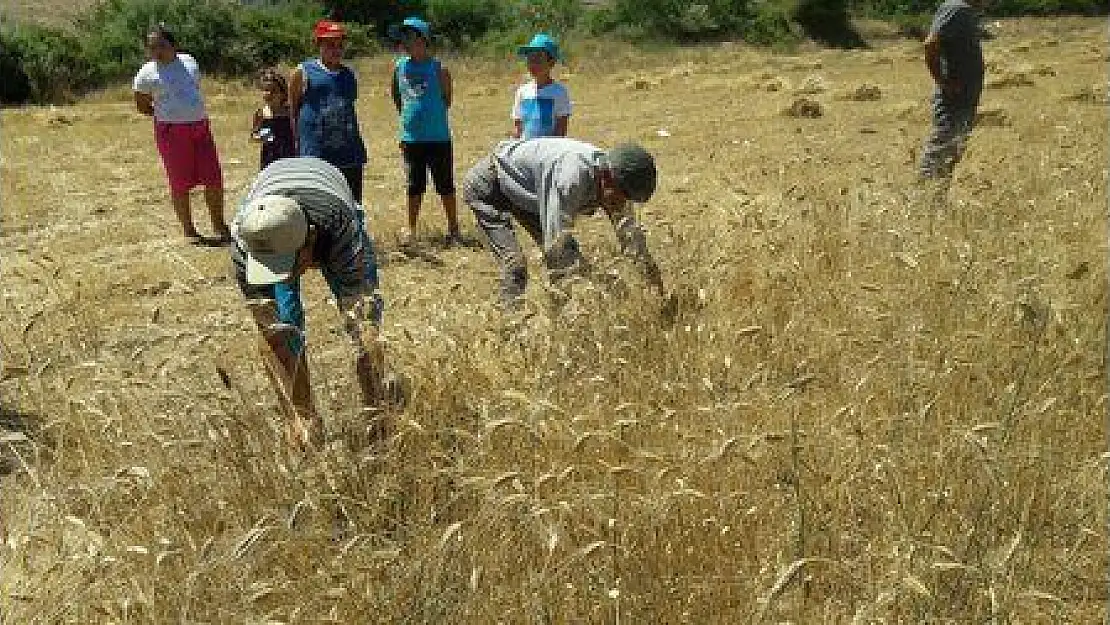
[919,91,976,179]
[462,155,582,305]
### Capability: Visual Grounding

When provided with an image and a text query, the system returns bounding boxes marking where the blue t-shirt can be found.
[296,60,368,168]
[395,57,451,143]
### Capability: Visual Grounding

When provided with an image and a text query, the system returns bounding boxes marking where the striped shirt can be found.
[230,157,363,300]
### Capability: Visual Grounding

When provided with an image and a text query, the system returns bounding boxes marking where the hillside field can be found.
[1,17,1107,623]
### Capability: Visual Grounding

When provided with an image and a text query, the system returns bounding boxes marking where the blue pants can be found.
[274,205,382,355]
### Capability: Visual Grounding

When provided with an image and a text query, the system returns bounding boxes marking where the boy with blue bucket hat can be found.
[512,33,572,140]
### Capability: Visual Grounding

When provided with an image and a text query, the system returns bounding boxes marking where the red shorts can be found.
[154,119,223,195]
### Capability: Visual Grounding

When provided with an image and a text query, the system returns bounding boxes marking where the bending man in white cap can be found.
[462,138,663,307]
[230,156,384,450]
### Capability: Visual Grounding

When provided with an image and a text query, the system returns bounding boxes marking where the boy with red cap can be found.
[289,19,369,204]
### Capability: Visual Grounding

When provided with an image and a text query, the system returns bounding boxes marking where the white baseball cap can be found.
[235,195,308,285]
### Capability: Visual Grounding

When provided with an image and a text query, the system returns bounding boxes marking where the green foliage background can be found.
[1,0,1105,104]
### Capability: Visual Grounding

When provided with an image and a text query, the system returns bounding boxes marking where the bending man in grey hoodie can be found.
[462,138,663,306]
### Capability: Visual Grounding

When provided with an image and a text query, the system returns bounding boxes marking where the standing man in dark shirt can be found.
[919,0,985,181]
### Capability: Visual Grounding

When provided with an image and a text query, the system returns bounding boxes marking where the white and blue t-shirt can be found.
[511,81,572,139]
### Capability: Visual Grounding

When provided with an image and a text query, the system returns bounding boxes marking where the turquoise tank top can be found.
[395,57,451,143]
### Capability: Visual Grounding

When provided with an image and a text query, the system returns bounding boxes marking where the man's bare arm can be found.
[288,66,305,143]
[390,69,402,113]
[924,33,944,85]
[604,203,663,294]
[439,65,453,109]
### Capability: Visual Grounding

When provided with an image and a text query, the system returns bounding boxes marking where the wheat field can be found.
[1,17,1107,623]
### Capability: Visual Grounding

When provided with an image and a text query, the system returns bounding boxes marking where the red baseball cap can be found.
[313,20,346,40]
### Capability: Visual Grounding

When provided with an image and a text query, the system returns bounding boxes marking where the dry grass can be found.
[1,18,1107,623]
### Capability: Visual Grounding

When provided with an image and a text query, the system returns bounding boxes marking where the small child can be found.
[250,69,296,170]
[389,17,461,246]
[511,34,572,140]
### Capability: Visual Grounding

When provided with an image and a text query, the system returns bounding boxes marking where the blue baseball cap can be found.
[390,17,431,40]
[517,33,560,62]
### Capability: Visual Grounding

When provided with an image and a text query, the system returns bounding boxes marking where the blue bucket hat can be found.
[390,17,431,41]
[517,33,560,62]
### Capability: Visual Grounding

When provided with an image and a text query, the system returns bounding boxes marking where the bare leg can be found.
[257,333,322,451]
[172,192,199,239]
[406,194,422,238]
[204,185,229,238]
[354,326,390,444]
[441,193,460,238]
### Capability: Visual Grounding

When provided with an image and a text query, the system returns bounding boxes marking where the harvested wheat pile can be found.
[786,58,823,71]
[758,76,790,92]
[986,71,1035,88]
[1031,63,1057,76]
[840,83,882,101]
[625,76,661,90]
[974,106,1012,127]
[1063,83,1109,104]
[666,64,697,79]
[794,74,829,95]
[785,97,824,118]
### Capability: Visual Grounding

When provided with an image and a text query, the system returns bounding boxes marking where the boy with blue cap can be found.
[511,33,572,140]
[389,17,461,246]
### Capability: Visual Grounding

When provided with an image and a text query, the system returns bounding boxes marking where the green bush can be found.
[75,0,372,78]
[855,0,1106,17]
[512,0,582,36]
[0,0,378,105]
[0,24,98,103]
[606,0,700,38]
[321,0,426,35]
[985,0,1106,14]
[741,2,798,46]
[586,0,797,44]
[424,0,509,47]
[793,0,865,47]
[0,36,31,104]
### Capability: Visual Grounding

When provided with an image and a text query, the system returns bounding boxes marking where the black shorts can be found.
[402,141,455,197]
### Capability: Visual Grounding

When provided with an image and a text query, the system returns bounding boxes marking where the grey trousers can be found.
[919,91,976,179]
[462,155,582,305]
